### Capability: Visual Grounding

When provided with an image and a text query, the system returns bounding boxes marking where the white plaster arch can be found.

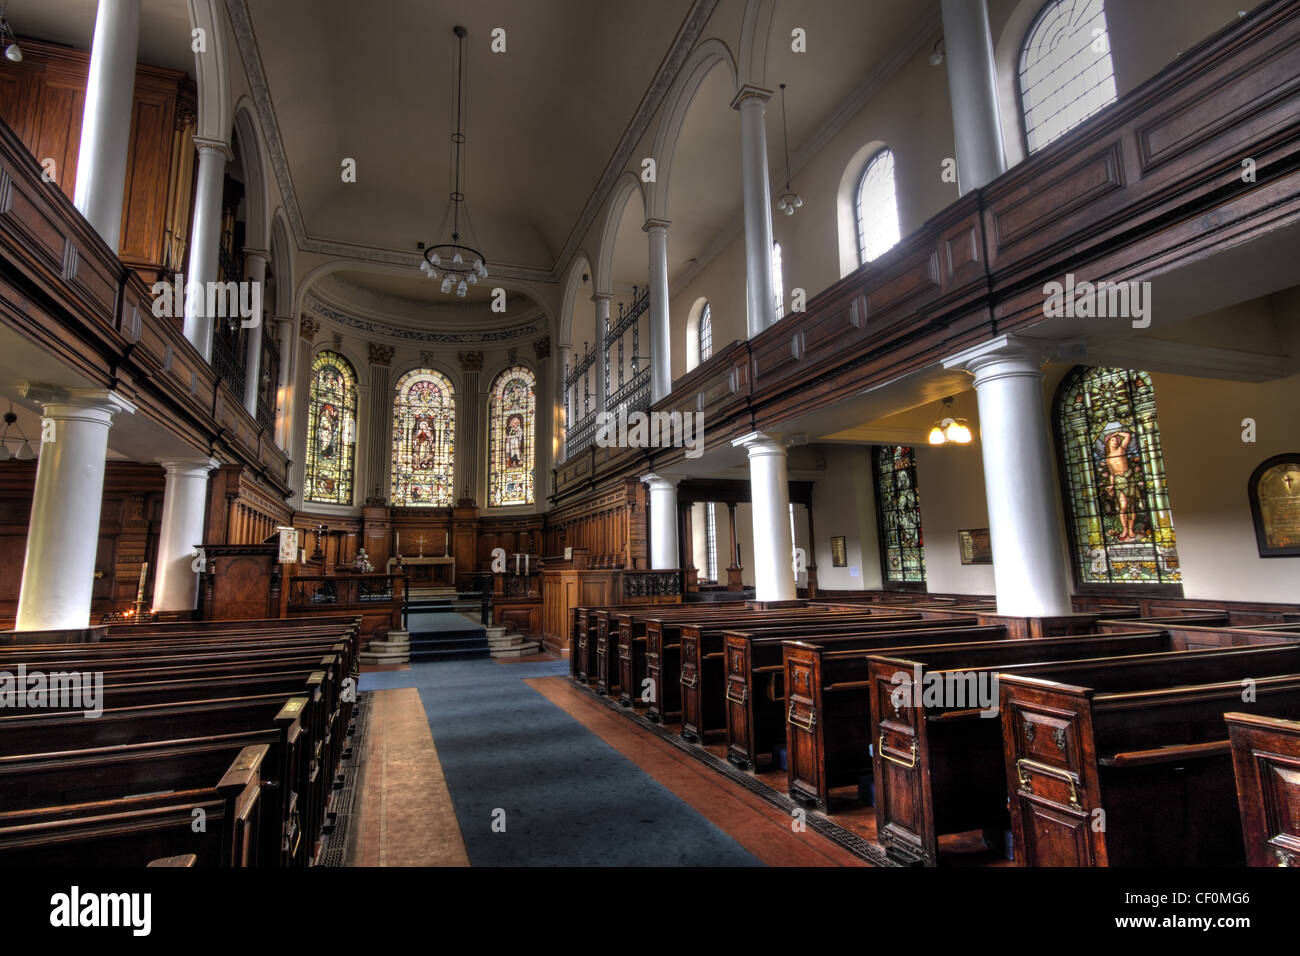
[645,37,739,222]
[738,0,777,90]
[269,208,295,318]
[558,251,594,348]
[187,0,233,143]
[593,172,647,297]
[232,99,270,253]
[993,0,1054,170]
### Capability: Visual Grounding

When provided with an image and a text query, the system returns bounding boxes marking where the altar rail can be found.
[555,0,1300,496]
[287,574,402,609]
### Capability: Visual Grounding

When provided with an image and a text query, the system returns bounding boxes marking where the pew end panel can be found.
[1225,712,1300,867]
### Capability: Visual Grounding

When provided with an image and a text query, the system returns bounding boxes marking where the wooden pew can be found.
[1225,712,1300,866]
[592,603,750,696]
[999,644,1300,866]
[0,744,273,867]
[644,609,902,724]
[790,630,1191,817]
[723,620,1004,769]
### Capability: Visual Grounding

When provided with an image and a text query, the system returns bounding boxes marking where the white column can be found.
[691,501,710,578]
[644,219,672,402]
[15,386,135,630]
[153,457,219,612]
[593,294,611,413]
[241,248,269,417]
[643,473,679,570]
[939,0,1007,194]
[183,138,232,362]
[72,0,140,249]
[273,315,294,448]
[732,85,778,338]
[733,431,795,602]
[943,335,1072,616]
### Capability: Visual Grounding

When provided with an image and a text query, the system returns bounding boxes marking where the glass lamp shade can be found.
[5,44,21,63]
[0,443,10,461]
[419,260,430,274]
[467,273,477,285]
[16,441,34,460]
[456,280,468,297]
[944,420,972,443]
[440,277,452,294]
[928,425,946,445]
[452,252,463,266]
[430,252,441,266]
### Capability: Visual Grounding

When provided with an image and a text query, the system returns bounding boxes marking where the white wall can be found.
[810,444,882,591]
[914,443,998,597]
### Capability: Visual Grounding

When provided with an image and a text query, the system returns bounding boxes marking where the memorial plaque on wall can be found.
[831,536,847,567]
[1248,454,1300,557]
[958,528,992,565]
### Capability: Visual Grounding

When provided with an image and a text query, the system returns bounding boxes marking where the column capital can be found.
[192,136,234,162]
[243,248,271,271]
[300,316,320,341]
[272,314,294,328]
[368,343,395,366]
[458,350,484,372]
[642,218,671,234]
[730,84,774,110]
[731,430,787,456]
[641,472,678,490]
[157,456,220,478]
[533,335,552,361]
[591,291,612,303]
[19,384,136,421]
[942,334,1054,384]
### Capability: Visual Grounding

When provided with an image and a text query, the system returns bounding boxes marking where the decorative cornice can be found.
[305,292,546,345]
[368,343,395,366]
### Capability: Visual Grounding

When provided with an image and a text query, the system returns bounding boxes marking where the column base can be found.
[726,567,745,590]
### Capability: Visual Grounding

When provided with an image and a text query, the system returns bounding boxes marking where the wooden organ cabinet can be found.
[0,38,198,285]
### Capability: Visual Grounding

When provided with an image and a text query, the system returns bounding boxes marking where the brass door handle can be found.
[1016,758,1082,809]
[879,732,918,769]
[788,703,815,731]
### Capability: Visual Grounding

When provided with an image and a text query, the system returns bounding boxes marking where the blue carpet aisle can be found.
[360,658,761,866]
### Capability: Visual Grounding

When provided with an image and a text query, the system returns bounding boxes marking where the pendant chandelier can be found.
[419,24,488,297]
[775,83,802,215]
[928,396,972,445]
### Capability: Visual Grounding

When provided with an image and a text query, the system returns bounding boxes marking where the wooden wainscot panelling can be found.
[206,464,293,548]
[989,141,1125,254]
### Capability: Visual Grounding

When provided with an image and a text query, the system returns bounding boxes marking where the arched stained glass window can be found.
[873,445,926,585]
[391,368,456,507]
[303,351,357,505]
[772,241,784,319]
[488,365,536,507]
[1019,0,1117,154]
[1055,366,1180,585]
[699,302,712,362]
[856,148,900,265]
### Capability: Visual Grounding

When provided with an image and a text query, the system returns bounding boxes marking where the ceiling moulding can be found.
[668,7,941,299]
[305,292,546,346]
[311,280,545,330]
[225,0,718,284]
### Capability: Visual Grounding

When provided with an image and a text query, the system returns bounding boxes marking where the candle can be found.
[515,553,520,575]
[136,562,148,602]
[445,530,449,552]
[396,531,400,554]
[525,554,530,575]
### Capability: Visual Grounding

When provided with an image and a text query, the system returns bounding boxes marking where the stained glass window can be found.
[488,365,536,507]
[856,148,901,265]
[303,351,357,505]
[1019,0,1117,154]
[873,445,926,584]
[699,302,713,362]
[1055,366,1180,585]
[705,502,718,582]
[391,368,456,507]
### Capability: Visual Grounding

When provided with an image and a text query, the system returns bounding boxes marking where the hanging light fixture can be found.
[774,83,803,216]
[0,401,36,460]
[419,25,488,292]
[0,4,21,63]
[928,396,972,445]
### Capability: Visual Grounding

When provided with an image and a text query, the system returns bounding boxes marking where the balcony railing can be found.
[287,574,400,609]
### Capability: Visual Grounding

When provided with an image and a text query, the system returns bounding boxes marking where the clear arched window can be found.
[855,148,900,264]
[699,302,713,362]
[303,351,357,505]
[1055,366,1180,585]
[391,368,456,507]
[772,242,784,319]
[488,366,536,507]
[1019,0,1117,154]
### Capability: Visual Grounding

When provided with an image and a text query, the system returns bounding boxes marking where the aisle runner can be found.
[360,659,760,866]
